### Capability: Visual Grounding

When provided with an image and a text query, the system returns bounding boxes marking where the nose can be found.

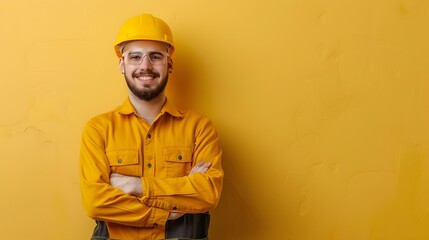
[139,55,153,69]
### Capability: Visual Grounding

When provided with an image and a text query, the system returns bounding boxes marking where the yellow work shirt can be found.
[79,98,223,240]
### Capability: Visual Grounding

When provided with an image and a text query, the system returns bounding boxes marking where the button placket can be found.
[143,128,155,177]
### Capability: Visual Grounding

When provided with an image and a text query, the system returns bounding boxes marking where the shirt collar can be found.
[161,98,184,118]
[117,97,183,118]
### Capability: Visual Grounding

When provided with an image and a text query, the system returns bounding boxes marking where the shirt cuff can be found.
[150,207,169,227]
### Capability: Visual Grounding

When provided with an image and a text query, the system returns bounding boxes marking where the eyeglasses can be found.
[122,49,169,66]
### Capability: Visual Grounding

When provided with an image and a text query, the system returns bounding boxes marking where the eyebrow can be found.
[128,50,164,55]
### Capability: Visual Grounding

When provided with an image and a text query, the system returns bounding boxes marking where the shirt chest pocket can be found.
[106,150,141,176]
[163,148,192,177]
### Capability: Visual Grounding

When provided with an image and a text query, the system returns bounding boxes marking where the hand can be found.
[110,173,143,197]
[188,161,211,176]
[166,162,211,218]
[168,212,185,220]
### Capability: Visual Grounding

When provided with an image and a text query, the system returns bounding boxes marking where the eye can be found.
[128,53,142,61]
[149,53,164,60]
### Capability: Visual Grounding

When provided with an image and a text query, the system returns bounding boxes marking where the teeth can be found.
[138,76,154,81]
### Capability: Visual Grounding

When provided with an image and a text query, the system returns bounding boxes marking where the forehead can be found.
[122,40,167,53]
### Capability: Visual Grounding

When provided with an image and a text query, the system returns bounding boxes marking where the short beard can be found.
[125,71,168,101]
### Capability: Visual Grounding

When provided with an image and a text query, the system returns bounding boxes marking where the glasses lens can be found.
[148,52,166,65]
[126,52,143,65]
[124,51,166,65]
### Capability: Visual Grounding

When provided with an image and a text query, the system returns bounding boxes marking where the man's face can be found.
[120,40,172,101]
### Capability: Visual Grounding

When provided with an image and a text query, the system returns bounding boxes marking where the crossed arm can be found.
[81,117,222,226]
[110,161,212,220]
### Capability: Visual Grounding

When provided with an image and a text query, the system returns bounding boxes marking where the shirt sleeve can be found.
[140,117,224,213]
[79,119,169,227]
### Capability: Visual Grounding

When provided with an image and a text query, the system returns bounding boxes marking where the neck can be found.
[129,92,166,124]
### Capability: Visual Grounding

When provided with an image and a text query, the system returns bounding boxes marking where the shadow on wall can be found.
[166,41,200,110]
[208,124,263,239]
[168,39,262,239]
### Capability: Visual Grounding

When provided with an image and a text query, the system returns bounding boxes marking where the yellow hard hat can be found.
[114,14,175,57]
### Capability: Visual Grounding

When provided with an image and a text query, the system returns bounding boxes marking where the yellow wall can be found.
[1,0,428,239]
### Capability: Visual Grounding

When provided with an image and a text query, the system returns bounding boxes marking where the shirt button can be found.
[147,163,152,168]
[178,155,182,160]
[147,133,151,139]
[117,159,122,163]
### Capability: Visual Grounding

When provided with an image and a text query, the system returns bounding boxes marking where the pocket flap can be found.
[163,148,192,163]
[107,150,139,166]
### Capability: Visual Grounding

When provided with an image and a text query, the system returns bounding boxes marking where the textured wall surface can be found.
[1,0,428,239]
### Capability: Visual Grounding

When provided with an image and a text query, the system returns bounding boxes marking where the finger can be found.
[193,162,211,174]
[194,162,207,173]
[110,173,125,178]
[189,162,204,175]
[200,162,211,173]
[110,173,120,182]
[191,162,204,171]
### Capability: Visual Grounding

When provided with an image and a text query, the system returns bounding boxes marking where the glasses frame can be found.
[121,49,170,66]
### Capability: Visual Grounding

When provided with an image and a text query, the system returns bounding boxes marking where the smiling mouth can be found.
[137,75,155,81]
[133,73,159,81]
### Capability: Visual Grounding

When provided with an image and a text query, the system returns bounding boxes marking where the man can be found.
[79,13,223,240]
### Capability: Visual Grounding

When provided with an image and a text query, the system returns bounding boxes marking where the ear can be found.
[119,58,125,74]
[168,57,173,73]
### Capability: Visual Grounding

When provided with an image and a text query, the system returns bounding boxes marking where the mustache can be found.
[132,70,160,78]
